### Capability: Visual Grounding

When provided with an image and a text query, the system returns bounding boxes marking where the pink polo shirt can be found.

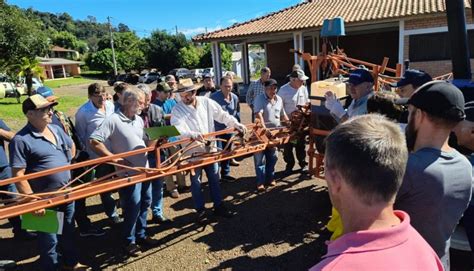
[310,211,443,271]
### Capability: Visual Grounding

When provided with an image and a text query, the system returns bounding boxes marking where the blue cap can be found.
[36,86,56,99]
[347,69,374,85]
[390,69,432,88]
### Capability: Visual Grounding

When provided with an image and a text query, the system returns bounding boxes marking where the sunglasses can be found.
[36,106,52,114]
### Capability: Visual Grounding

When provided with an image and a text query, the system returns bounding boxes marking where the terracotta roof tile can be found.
[193,0,472,42]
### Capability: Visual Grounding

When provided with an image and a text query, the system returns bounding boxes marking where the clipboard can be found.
[144,126,181,140]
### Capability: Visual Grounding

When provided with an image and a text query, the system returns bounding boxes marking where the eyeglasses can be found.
[36,106,52,114]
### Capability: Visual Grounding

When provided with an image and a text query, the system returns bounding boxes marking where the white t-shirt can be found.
[278,82,309,115]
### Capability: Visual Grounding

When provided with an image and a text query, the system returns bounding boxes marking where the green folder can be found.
[145,126,181,140]
[21,210,64,234]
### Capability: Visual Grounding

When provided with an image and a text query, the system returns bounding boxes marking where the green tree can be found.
[199,43,232,71]
[87,48,116,72]
[16,57,44,96]
[178,45,202,69]
[142,30,188,73]
[52,31,79,49]
[0,2,49,74]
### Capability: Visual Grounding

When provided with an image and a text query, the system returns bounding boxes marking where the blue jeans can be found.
[253,147,278,185]
[149,154,164,218]
[37,202,78,271]
[217,134,232,177]
[0,166,22,235]
[119,181,151,245]
[190,163,222,211]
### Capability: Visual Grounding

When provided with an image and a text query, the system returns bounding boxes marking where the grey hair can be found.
[122,87,143,105]
[325,114,408,205]
[137,84,151,97]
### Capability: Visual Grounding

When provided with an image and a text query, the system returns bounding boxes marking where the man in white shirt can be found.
[170,79,247,222]
[278,69,310,174]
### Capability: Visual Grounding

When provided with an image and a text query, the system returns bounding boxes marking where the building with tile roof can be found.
[193,0,473,84]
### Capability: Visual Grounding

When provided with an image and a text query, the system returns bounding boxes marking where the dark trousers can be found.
[217,134,232,177]
[0,166,22,235]
[38,202,78,271]
[283,139,306,170]
[462,204,474,265]
[74,164,118,230]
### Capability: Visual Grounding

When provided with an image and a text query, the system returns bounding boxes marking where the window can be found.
[409,30,474,61]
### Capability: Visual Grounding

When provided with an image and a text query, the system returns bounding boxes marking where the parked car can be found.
[0,75,26,103]
[203,67,214,78]
[190,69,204,82]
[20,77,43,91]
[168,68,193,80]
[139,72,161,84]
[107,73,139,86]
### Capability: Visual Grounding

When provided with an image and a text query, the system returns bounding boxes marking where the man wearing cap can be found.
[246,67,271,121]
[253,79,289,192]
[324,68,374,122]
[90,87,159,257]
[394,81,472,270]
[170,78,247,221]
[196,73,217,97]
[75,83,122,232]
[390,69,432,98]
[278,69,310,174]
[9,94,85,270]
[453,99,474,265]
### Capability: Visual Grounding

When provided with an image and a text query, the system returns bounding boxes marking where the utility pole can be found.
[175,25,178,35]
[108,16,118,76]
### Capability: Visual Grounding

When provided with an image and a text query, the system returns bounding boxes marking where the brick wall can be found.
[404,12,473,77]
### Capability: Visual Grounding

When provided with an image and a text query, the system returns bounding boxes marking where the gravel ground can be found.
[0,81,332,270]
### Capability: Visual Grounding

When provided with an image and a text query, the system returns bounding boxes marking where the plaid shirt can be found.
[246,79,266,108]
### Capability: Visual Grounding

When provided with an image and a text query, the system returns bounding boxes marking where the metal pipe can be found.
[446,0,472,79]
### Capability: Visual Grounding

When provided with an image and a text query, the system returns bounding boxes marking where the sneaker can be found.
[109,215,123,225]
[170,189,180,199]
[151,215,172,224]
[79,225,106,237]
[14,230,37,241]
[213,204,234,218]
[299,163,308,172]
[257,184,266,193]
[221,175,237,183]
[177,186,191,193]
[283,167,293,176]
[0,260,16,270]
[123,243,141,257]
[137,236,159,248]
[229,159,240,166]
[195,209,207,223]
[268,180,277,187]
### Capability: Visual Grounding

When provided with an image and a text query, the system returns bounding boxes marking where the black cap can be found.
[390,69,432,88]
[347,69,374,85]
[406,81,465,121]
[202,73,212,79]
[464,101,474,122]
[264,78,278,87]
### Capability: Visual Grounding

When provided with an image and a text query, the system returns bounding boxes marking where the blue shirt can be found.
[9,123,73,193]
[0,119,11,168]
[153,99,176,115]
[210,91,240,131]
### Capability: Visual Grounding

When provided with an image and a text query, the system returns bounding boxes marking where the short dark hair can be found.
[325,114,408,205]
[87,83,104,96]
[220,76,233,85]
[261,67,271,74]
[114,82,129,94]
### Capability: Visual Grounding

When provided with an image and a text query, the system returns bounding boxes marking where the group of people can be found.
[313,67,474,271]
[2,63,474,271]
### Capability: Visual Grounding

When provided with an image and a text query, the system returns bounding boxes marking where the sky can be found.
[8,0,302,38]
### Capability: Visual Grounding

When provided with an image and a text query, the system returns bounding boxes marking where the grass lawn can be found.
[44,77,95,89]
[0,94,88,131]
